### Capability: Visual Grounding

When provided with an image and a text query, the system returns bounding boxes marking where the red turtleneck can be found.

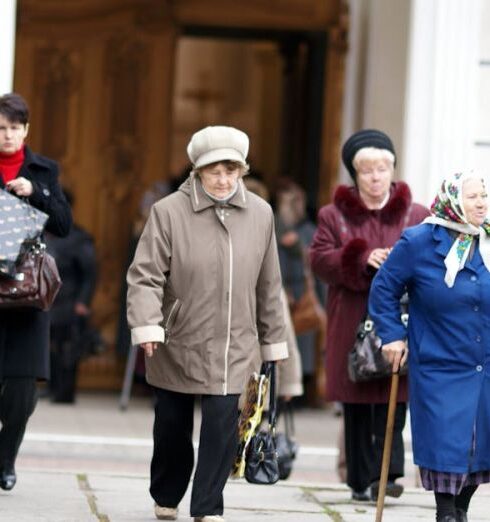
[0,146,25,184]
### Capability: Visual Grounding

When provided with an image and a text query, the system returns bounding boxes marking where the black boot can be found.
[0,465,16,491]
[455,509,468,522]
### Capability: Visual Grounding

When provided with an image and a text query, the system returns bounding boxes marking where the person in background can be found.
[126,126,288,522]
[369,171,490,522]
[243,175,303,402]
[115,180,172,388]
[309,129,429,501]
[116,170,192,399]
[274,178,326,405]
[47,189,97,403]
[0,93,71,490]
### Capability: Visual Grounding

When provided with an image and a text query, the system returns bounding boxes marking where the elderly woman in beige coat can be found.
[127,126,288,522]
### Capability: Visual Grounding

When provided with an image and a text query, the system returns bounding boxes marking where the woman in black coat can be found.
[0,93,72,490]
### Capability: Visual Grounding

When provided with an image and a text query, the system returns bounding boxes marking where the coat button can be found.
[42,188,50,196]
[476,336,482,342]
[476,365,483,372]
[474,305,480,311]
[471,275,477,282]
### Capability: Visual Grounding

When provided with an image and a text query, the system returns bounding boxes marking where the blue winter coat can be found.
[369,223,490,473]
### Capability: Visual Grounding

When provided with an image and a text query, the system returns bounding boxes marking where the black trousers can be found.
[150,388,239,517]
[50,323,82,403]
[0,378,38,470]
[343,402,406,492]
[50,343,78,403]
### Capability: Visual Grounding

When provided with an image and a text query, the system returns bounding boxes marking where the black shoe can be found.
[436,516,457,522]
[455,509,468,522]
[51,396,75,404]
[0,468,16,491]
[370,480,404,501]
[351,489,370,501]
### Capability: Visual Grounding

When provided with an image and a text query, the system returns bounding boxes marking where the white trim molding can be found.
[0,0,17,95]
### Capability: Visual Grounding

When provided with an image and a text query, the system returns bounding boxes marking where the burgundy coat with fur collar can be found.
[309,182,429,403]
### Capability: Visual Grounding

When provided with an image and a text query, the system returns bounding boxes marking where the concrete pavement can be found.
[2,469,489,521]
[1,392,488,521]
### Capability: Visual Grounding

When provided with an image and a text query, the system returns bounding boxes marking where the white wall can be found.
[338,0,369,183]
[402,0,482,205]
[473,0,490,173]
[0,0,17,95]
[362,0,411,166]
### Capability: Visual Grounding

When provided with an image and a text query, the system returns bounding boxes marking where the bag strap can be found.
[297,246,316,293]
[283,401,295,438]
[261,361,277,433]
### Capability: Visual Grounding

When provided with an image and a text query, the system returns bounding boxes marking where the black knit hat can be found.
[341,129,396,180]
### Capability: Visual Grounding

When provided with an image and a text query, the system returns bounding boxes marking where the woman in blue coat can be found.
[369,172,490,522]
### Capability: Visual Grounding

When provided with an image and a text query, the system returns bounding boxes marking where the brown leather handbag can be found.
[290,267,326,335]
[0,243,62,311]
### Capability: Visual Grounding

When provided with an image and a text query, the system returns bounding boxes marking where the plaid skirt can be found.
[420,467,490,495]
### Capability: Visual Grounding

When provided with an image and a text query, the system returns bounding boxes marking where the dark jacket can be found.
[370,224,490,472]
[309,182,429,403]
[277,218,326,375]
[0,146,72,380]
[47,225,97,327]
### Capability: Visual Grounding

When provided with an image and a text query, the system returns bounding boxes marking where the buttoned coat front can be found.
[0,147,72,380]
[127,175,288,395]
[369,224,490,472]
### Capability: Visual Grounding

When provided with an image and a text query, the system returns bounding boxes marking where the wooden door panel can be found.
[15,0,177,389]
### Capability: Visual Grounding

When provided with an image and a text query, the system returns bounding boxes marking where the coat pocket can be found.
[162,296,182,345]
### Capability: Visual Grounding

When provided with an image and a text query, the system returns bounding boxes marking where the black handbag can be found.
[275,401,298,480]
[244,362,280,485]
[347,295,408,383]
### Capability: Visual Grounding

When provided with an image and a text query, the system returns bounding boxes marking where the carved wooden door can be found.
[15,0,177,388]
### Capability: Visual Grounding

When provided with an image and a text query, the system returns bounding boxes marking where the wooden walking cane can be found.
[375,371,400,522]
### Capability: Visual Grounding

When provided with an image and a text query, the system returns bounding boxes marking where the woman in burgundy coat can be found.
[309,129,429,501]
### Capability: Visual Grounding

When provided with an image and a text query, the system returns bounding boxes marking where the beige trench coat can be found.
[127,175,288,395]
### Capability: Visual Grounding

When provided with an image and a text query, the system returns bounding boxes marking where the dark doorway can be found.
[171,27,327,216]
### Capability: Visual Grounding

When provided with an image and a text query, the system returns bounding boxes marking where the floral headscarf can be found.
[424,171,490,287]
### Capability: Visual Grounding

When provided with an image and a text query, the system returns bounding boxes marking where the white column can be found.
[338,0,369,184]
[362,0,411,156]
[402,0,482,206]
[339,0,412,185]
[0,0,18,94]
